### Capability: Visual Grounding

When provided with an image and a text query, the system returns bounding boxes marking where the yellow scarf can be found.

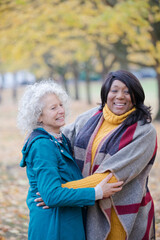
[92,104,135,165]
[103,104,136,124]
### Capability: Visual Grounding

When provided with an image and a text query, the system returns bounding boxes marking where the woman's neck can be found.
[103,104,136,125]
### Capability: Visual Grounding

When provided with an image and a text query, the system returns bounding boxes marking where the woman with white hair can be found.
[17,80,123,240]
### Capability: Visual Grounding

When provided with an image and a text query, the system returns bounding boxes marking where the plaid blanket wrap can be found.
[63,107,157,240]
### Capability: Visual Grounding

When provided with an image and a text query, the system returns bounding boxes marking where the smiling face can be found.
[38,93,65,134]
[107,80,134,115]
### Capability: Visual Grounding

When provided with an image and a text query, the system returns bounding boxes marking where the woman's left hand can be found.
[34,192,50,209]
[98,173,123,198]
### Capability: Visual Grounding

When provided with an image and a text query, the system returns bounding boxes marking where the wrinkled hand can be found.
[34,192,50,209]
[98,173,123,198]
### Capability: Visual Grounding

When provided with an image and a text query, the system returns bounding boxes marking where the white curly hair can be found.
[17,80,69,134]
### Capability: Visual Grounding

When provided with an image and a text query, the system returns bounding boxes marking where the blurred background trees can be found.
[0,0,160,116]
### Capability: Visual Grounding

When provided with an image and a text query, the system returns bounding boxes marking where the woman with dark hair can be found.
[100,70,152,125]
[61,70,157,240]
[37,70,157,239]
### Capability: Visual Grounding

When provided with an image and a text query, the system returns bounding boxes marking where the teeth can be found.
[57,117,64,120]
[115,103,125,106]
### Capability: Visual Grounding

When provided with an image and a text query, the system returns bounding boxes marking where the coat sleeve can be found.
[95,123,157,184]
[30,139,95,208]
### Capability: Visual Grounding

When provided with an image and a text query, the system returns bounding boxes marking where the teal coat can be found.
[20,128,95,240]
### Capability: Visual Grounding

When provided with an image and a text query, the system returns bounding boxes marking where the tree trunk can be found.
[72,62,79,100]
[0,74,5,104]
[85,63,92,104]
[12,72,17,102]
[155,72,160,119]
[96,42,109,81]
[61,73,69,95]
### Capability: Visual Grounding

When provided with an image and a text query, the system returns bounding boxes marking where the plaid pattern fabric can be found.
[71,109,157,240]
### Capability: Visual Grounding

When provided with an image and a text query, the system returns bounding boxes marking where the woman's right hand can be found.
[97,173,123,198]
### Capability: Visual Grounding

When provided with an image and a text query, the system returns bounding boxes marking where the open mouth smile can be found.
[114,103,126,106]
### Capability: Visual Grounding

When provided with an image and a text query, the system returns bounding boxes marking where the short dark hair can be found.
[100,70,152,125]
